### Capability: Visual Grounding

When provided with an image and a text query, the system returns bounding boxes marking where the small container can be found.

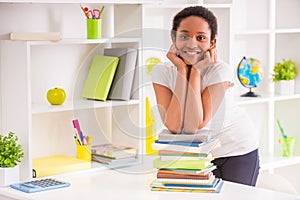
[86,18,102,39]
[279,137,295,157]
[76,144,92,162]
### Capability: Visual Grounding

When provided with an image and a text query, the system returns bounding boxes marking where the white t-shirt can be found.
[152,61,259,158]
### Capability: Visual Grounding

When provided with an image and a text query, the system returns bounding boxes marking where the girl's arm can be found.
[152,45,189,133]
[183,49,230,133]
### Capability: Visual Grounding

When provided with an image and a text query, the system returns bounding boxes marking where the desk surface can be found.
[0,160,298,200]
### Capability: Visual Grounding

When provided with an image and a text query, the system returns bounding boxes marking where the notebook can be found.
[82,55,119,101]
[104,48,138,100]
[32,155,91,178]
[158,129,211,142]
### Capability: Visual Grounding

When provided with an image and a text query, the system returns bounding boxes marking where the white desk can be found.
[0,160,298,200]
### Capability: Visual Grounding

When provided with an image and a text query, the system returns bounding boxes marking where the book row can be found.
[82,48,138,101]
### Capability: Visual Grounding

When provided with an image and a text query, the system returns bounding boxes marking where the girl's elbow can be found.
[165,122,182,134]
[167,126,182,134]
[183,120,207,134]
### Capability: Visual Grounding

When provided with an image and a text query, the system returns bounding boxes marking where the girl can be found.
[152,6,260,186]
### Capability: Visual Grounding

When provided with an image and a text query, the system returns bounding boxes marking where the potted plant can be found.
[272,59,298,95]
[0,131,24,186]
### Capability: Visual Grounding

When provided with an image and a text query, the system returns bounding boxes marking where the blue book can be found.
[154,140,202,147]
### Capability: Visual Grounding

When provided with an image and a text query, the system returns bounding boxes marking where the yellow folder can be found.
[82,55,119,101]
[32,155,91,178]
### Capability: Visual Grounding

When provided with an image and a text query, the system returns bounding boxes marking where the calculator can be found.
[10,178,71,193]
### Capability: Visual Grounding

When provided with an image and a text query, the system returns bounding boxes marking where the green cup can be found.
[280,137,295,157]
[86,18,102,39]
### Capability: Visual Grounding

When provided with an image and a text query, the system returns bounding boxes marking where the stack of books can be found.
[150,129,224,193]
[91,143,138,167]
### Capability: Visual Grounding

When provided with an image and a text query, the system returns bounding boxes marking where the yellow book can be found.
[32,155,91,178]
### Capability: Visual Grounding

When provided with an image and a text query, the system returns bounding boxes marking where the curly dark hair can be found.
[171,6,218,41]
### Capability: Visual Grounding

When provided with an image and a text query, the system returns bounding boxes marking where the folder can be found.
[32,155,91,178]
[104,48,138,100]
[82,55,119,101]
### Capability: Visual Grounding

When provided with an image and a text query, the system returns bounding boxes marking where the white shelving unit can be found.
[232,0,300,192]
[1,0,299,192]
[0,2,144,181]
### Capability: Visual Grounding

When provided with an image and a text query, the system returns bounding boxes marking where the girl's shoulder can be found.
[214,60,230,69]
[207,60,231,74]
[152,62,177,75]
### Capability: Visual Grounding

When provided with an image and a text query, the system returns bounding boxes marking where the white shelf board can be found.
[234,29,270,36]
[0,0,157,4]
[24,37,141,46]
[235,28,300,35]
[143,3,231,9]
[260,155,300,171]
[236,95,271,106]
[273,93,300,102]
[275,28,300,34]
[32,99,140,114]
[236,93,300,106]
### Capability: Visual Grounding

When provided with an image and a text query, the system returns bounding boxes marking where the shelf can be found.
[0,0,159,3]
[32,99,140,114]
[273,93,300,102]
[275,28,300,34]
[143,3,231,9]
[23,37,141,46]
[234,29,270,36]
[260,155,300,171]
[236,93,300,106]
[235,28,300,35]
[236,96,271,106]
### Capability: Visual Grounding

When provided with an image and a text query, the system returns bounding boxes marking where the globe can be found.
[237,56,264,97]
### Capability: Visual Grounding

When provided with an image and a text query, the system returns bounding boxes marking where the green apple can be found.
[47,87,66,105]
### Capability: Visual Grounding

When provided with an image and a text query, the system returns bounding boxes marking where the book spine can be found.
[157,173,210,180]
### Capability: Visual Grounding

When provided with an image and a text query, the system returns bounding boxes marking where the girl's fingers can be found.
[208,46,217,63]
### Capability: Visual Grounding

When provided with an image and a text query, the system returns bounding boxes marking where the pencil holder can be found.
[279,137,295,157]
[86,18,102,39]
[76,144,92,162]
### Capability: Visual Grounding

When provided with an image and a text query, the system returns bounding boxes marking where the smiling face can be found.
[173,16,216,65]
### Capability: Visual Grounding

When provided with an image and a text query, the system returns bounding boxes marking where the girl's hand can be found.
[166,44,187,70]
[209,45,217,64]
[193,47,217,72]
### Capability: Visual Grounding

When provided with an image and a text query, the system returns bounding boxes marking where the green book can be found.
[82,55,119,101]
[153,157,212,170]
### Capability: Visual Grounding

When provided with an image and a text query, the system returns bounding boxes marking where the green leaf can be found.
[0,132,24,167]
[272,59,298,82]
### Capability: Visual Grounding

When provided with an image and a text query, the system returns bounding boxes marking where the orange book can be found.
[157,169,213,180]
